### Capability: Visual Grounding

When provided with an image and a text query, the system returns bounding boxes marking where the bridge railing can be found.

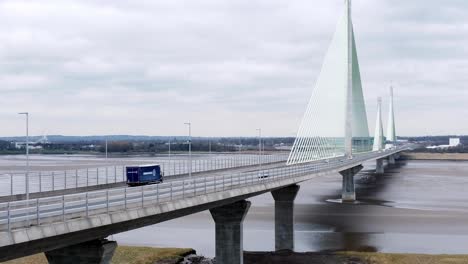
[0,154,289,197]
[0,146,409,232]
[0,166,126,196]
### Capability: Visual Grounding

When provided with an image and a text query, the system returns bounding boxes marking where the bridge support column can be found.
[271,184,300,251]
[340,165,363,202]
[388,155,396,165]
[210,200,251,264]
[376,159,384,174]
[45,239,117,264]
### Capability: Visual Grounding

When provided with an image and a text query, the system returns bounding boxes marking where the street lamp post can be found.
[18,112,30,226]
[105,139,108,160]
[257,128,262,172]
[18,113,29,201]
[184,123,192,178]
[168,140,171,157]
[105,139,109,181]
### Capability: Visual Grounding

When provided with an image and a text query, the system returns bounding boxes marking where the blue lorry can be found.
[126,164,164,186]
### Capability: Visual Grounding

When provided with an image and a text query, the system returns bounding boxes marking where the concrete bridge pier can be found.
[376,159,384,174]
[340,165,363,202]
[388,155,396,165]
[210,200,251,264]
[45,239,117,264]
[271,184,300,251]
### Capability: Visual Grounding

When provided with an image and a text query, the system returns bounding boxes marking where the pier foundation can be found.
[376,159,384,174]
[45,239,117,264]
[340,165,363,202]
[271,184,300,251]
[210,200,251,264]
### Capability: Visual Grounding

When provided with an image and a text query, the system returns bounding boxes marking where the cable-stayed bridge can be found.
[0,1,411,263]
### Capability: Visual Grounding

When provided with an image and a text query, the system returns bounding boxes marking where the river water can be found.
[113,159,468,256]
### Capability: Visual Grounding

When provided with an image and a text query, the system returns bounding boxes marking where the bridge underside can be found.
[0,187,271,261]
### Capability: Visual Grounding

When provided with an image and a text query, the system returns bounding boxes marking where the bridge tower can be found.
[373,97,385,152]
[386,86,397,164]
[287,0,369,201]
[344,0,354,158]
[373,97,386,174]
[386,86,396,145]
[287,0,370,166]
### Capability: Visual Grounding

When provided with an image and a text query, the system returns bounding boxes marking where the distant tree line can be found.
[97,137,295,153]
[0,140,14,151]
[0,137,295,155]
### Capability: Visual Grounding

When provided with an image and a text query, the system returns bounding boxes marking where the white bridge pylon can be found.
[386,86,396,146]
[373,97,385,151]
[287,0,371,165]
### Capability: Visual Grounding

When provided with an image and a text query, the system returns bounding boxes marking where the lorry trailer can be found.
[126,164,163,186]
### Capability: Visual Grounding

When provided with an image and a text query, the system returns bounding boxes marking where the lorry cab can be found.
[126,164,163,186]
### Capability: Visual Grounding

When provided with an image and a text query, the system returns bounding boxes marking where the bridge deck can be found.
[0,154,288,201]
[0,147,408,262]
[0,160,289,203]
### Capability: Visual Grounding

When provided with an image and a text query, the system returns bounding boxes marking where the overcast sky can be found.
[0,0,466,137]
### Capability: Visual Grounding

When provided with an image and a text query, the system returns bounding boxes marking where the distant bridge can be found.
[0,1,411,264]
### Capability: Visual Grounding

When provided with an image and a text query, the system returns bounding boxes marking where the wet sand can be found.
[403,152,468,160]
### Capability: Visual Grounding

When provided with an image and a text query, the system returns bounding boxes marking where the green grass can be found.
[1,246,194,264]
[112,246,194,264]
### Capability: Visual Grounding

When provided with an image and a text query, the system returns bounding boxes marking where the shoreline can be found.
[3,246,468,264]
[0,246,197,264]
[245,250,468,264]
[402,152,468,161]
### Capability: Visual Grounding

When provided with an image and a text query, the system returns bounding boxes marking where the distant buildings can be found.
[14,142,43,150]
[426,137,461,149]
[449,138,461,147]
[12,135,50,150]
[274,143,292,151]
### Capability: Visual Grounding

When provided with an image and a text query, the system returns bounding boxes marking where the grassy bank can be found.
[4,247,468,264]
[402,152,468,160]
[0,246,194,264]
[340,251,468,264]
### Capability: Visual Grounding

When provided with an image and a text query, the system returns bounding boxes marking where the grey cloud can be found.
[0,0,466,137]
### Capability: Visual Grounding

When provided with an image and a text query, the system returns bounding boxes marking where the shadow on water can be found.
[354,160,408,206]
[301,160,408,252]
[323,159,408,206]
